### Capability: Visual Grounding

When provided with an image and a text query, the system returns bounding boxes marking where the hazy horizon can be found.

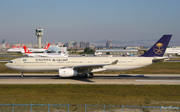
[1,0,180,45]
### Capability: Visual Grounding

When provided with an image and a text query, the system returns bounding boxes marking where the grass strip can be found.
[0,85,179,106]
[0,52,23,56]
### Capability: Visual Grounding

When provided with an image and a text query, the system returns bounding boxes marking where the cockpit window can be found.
[9,61,13,63]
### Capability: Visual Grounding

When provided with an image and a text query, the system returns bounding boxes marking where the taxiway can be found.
[0,74,180,85]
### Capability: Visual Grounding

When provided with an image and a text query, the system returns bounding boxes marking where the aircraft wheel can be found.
[89,73,93,78]
[84,73,88,78]
[21,71,24,78]
[84,73,93,78]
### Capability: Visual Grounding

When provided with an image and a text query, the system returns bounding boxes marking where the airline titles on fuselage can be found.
[34,58,68,62]
[23,58,69,64]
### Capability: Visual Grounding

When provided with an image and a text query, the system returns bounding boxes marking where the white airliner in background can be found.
[165,47,180,55]
[23,46,69,57]
[7,43,50,53]
[21,43,51,53]
[5,35,172,78]
[7,46,23,53]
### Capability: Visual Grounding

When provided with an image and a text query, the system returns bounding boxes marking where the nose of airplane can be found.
[5,63,9,68]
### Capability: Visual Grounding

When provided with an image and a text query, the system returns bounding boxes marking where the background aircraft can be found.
[7,43,50,53]
[165,47,180,55]
[7,46,23,53]
[21,43,50,53]
[23,46,68,57]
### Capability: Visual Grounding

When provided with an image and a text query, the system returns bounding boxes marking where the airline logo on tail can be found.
[140,35,172,57]
[23,46,32,54]
[43,43,50,49]
[153,43,164,55]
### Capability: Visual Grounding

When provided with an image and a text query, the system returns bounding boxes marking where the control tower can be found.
[35,28,44,49]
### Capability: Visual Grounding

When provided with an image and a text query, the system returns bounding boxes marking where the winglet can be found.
[110,60,118,65]
[140,35,172,57]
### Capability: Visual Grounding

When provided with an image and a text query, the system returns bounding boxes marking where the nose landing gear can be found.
[21,71,24,78]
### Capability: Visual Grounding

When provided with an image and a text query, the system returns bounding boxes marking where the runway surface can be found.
[0,74,180,85]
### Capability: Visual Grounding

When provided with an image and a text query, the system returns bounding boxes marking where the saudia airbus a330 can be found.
[5,35,172,78]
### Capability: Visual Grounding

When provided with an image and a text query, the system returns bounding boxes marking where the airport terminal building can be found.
[96,49,138,56]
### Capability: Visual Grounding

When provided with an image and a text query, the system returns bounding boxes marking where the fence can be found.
[0,104,180,112]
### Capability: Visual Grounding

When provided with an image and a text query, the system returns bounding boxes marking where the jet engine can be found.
[59,69,78,77]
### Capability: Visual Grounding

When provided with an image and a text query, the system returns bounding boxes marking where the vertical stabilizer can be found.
[43,43,50,49]
[23,46,32,54]
[140,35,172,57]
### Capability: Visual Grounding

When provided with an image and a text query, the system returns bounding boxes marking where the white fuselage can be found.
[7,48,24,53]
[5,57,154,72]
[165,48,180,55]
[21,48,47,53]
[7,48,47,53]
[24,53,68,57]
[31,49,47,53]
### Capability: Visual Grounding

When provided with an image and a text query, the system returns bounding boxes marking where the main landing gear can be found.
[85,73,93,78]
[21,71,24,78]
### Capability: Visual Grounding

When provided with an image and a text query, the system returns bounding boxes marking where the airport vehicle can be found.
[165,47,180,55]
[5,35,172,78]
[23,46,68,57]
[21,43,51,53]
[123,52,134,57]
[94,52,102,56]
[124,49,134,57]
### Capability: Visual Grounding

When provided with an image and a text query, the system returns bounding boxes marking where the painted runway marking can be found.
[136,80,180,82]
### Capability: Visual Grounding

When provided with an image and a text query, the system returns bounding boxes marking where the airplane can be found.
[7,43,50,53]
[21,43,51,53]
[165,47,180,55]
[7,46,23,53]
[5,35,172,78]
[23,46,69,57]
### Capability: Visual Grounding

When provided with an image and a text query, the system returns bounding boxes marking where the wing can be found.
[60,60,118,70]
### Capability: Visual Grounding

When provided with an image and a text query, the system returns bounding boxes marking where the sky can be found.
[0,0,180,45]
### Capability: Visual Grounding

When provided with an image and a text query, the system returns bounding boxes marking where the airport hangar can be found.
[96,49,138,56]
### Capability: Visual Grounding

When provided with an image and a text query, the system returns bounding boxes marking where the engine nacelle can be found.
[59,69,78,77]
